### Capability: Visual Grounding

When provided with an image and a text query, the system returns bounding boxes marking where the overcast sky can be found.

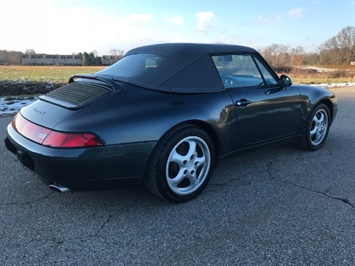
[0,0,353,55]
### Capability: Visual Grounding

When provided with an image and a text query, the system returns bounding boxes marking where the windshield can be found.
[97,53,165,78]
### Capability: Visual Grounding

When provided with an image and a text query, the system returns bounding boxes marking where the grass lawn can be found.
[0,65,106,96]
[0,65,105,83]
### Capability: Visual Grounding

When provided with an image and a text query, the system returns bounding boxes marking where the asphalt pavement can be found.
[0,87,354,265]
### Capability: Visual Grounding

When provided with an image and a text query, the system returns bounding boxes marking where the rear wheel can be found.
[145,124,215,202]
[301,103,330,151]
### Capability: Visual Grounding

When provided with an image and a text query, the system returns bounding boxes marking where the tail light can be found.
[12,114,103,148]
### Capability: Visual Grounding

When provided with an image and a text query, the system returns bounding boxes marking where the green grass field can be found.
[0,66,107,96]
[0,65,105,83]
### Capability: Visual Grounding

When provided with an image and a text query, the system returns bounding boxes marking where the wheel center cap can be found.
[187,160,195,169]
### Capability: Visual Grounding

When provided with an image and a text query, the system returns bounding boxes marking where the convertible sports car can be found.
[5,43,337,202]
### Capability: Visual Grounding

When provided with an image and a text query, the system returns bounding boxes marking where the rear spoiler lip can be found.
[69,74,122,92]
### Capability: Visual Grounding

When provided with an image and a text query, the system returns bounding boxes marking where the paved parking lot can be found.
[0,87,354,265]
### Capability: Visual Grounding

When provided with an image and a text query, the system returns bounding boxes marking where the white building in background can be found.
[22,54,81,65]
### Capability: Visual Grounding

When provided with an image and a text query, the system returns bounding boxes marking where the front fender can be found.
[295,85,337,126]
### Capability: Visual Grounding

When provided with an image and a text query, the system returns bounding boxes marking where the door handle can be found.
[236,99,252,107]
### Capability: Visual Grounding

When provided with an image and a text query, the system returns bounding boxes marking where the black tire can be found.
[145,124,215,202]
[301,103,331,151]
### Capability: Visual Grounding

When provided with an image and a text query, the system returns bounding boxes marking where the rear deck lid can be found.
[19,75,120,129]
[39,74,119,109]
[40,81,111,109]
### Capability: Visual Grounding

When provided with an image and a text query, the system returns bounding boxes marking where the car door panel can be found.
[229,86,301,145]
[211,53,302,146]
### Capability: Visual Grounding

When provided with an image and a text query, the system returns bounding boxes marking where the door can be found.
[211,54,301,146]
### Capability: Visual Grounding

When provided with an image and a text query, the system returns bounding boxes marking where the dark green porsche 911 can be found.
[4,43,337,202]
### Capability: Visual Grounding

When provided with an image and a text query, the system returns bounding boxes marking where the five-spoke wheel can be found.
[302,103,331,151]
[166,136,211,196]
[145,125,215,202]
[309,108,329,146]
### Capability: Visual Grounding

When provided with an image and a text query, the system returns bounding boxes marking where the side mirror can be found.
[279,75,292,88]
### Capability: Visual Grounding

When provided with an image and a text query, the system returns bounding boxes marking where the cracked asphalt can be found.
[1,87,354,265]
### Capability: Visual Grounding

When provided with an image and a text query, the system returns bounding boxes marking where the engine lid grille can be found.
[40,82,111,109]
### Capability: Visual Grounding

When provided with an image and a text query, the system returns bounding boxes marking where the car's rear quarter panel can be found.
[53,86,241,158]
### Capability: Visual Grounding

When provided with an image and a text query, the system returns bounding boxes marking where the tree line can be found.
[80,49,125,65]
[1,26,354,66]
[81,51,102,66]
[259,26,355,67]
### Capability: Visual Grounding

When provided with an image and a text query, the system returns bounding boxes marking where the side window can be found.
[254,57,278,85]
[212,54,264,88]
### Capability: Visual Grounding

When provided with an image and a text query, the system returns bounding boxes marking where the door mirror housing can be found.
[279,75,292,88]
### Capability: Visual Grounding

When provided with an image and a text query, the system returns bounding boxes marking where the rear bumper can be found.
[5,123,156,189]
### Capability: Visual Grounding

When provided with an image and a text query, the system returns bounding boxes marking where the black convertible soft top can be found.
[98,43,258,93]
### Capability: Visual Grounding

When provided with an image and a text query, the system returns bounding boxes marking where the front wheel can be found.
[301,103,331,151]
[145,125,215,202]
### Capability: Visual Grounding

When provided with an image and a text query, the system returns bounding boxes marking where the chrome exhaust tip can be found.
[49,184,70,193]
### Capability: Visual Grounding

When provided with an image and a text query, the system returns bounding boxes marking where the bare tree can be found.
[290,46,305,65]
[319,26,355,65]
[117,49,125,56]
[109,49,125,56]
[109,49,118,55]
[337,26,355,63]
[259,44,291,67]
[0,50,22,64]
[25,49,36,54]
[304,52,320,65]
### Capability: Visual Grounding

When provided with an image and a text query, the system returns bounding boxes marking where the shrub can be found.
[273,66,293,73]
[329,71,348,78]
